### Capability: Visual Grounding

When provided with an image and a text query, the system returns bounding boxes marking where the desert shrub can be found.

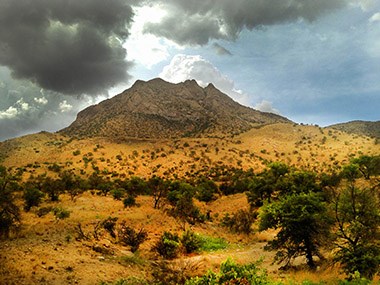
[47,163,62,173]
[181,230,203,254]
[101,216,118,238]
[221,209,257,234]
[52,207,70,220]
[111,188,125,200]
[36,206,53,217]
[152,259,200,285]
[117,221,148,252]
[195,178,219,202]
[185,258,269,285]
[167,182,205,227]
[123,195,136,207]
[154,231,180,259]
[73,150,81,156]
[23,187,44,211]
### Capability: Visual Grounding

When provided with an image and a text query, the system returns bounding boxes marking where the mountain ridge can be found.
[328,120,380,139]
[60,78,291,140]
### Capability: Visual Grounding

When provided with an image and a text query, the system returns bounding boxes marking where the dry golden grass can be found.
[0,123,379,284]
[1,123,379,181]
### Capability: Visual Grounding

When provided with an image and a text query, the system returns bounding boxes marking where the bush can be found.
[123,195,136,207]
[154,231,180,259]
[196,178,218,203]
[185,258,269,285]
[181,230,203,254]
[101,216,118,238]
[23,187,44,211]
[111,188,125,200]
[152,259,200,285]
[52,207,70,220]
[221,209,257,234]
[36,206,53,217]
[117,221,148,252]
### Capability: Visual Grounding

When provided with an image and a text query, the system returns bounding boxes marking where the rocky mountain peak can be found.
[60,78,291,140]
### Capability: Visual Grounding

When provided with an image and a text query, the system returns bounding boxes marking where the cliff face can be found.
[61,78,291,140]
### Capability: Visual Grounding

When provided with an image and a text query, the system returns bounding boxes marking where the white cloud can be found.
[369,12,380,22]
[0,106,19,119]
[254,100,280,114]
[16,99,29,111]
[59,100,73,113]
[34,96,48,105]
[123,5,172,68]
[159,54,250,105]
[351,0,376,11]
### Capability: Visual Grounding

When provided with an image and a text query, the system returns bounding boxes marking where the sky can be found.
[0,0,379,141]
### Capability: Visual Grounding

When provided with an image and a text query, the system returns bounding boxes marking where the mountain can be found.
[328,120,380,139]
[60,78,290,140]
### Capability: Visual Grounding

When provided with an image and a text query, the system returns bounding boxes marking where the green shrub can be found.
[123,195,136,207]
[117,221,148,252]
[111,188,125,200]
[154,231,180,259]
[23,187,44,211]
[221,209,257,234]
[36,206,53,217]
[181,230,203,254]
[185,258,269,285]
[52,207,70,220]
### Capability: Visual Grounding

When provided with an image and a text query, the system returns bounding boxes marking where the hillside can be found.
[0,123,379,284]
[1,79,380,284]
[328,120,380,139]
[60,78,290,140]
[1,123,378,179]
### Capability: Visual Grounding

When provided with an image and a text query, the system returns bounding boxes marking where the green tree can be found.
[351,155,380,180]
[125,176,148,196]
[247,166,321,208]
[259,192,332,269]
[148,176,168,209]
[167,182,204,228]
[154,231,180,259]
[195,177,219,203]
[0,166,21,238]
[333,186,380,279]
[42,177,64,201]
[23,186,44,211]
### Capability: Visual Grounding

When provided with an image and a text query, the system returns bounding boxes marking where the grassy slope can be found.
[0,123,379,284]
[1,123,378,179]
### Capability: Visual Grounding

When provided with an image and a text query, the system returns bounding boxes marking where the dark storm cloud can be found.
[0,0,134,95]
[144,0,347,45]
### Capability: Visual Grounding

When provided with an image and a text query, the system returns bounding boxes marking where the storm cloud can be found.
[143,0,348,45]
[0,0,134,95]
